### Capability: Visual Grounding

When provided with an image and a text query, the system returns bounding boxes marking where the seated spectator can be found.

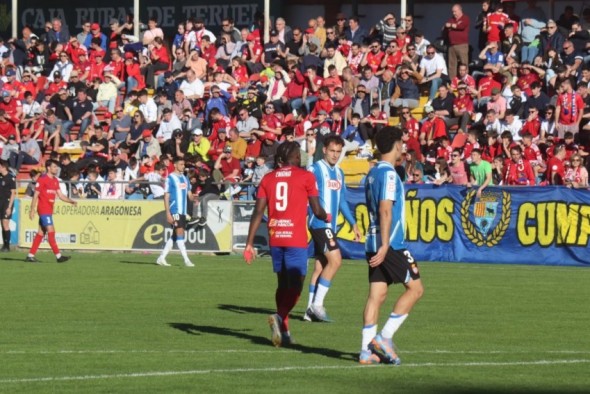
[156,108,182,143]
[501,109,523,141]
[359,104,388,145]
[192,169,219,226]
[419,45,448,103]
[392,66,422,110]
[213,145,241,199]
[9,129,41,172]
[135,129,161,160]
[420,105,447,146]
[96,73,122,113]
[82,170,101,199]
[226,127,247,160]
[101,167,124,199]
[565,153,589,188]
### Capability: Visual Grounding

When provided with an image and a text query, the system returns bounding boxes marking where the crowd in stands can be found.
[0,0,589,209]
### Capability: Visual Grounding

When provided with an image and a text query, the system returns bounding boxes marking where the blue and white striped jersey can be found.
[308,160,356,230]
[365,161,406,253]
[165,173,190,215]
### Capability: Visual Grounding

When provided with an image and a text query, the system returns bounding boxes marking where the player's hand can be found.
[166,213,174,225]
[243,244,255,264]
[352,224,362,242]
[71,200,78,206]
[29,209,35,220]
[325,213,332,223]
[369,245,388,267]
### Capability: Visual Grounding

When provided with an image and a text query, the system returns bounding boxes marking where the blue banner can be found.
[334,185,590,267]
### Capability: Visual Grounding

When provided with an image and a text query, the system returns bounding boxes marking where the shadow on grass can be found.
[217,304,275,316]
[168,323,357,362]
[118,260,158,265]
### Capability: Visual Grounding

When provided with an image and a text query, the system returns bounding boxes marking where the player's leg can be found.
[359,281,388,364]
[43,220,69,262]
[175,222,194,267]
[27,222,47,261]
[1,215,11,251]
[305,258,324,310]
[373,250,422,364]
[157,221,176,266]
[307,228,341,321]
[312,248,342,308]
[269,247,287,347]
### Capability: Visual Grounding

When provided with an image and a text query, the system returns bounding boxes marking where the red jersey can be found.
[311,98,334,118]
[521,118,541,138]
[323,76,342,95]
[45,81,68,97]
[337,43,350,58]
[546,157,565,185]
[383,52,403,72]
[478,76,501,97]
[88,61,106,82]
[453,95,474,114]
[257,165,319,248]
[365,51,385,73]
[420,117,447,140]
[232,65,249,85]
[403,117,420,140]
[151,46,170,66]
[35,174,60,215]
[261,114,282,132]
[504,159,535,185]
[522,144,543,165]
[450,74,476,92]
[105,59,125,81]
[0,99,22,124]
[304,75,324,96]
[557,92,584,125]
[486,12,510,43]
[516,73,540,97]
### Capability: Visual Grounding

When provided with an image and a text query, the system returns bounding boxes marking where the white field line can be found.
[0,359,589,384]
[1,349,589,355]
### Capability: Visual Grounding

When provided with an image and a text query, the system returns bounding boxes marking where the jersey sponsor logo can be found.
[275,170,292,177]
[179,183,187,190]
[268,218,294,228]
[326,179,341,190]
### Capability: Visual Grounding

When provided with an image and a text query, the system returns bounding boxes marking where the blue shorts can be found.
[39,215,54,227]
[270,247,309,276]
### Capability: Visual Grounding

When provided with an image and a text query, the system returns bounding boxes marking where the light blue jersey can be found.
[365,161,406,253]
[165,173,190,215]
[308,160,356,230]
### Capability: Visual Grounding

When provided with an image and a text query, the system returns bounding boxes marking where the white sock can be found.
[160,238,173,259]
[381,313,408,339]
[307,284,316,309]
[312,277,331,307]
[177,239,190,262]
[55,253,62,259]
[361,324,377,352]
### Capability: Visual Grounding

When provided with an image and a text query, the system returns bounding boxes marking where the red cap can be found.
[249,74,260,82]
[142,130,152,138]
[21,128,31,136]
[103,112,113,119]
[264,132,277,141]
[124,52,134,59]
[246,33,256,41]
[260,75,269,83]
[305,28,315,34]
[91,23,100,30]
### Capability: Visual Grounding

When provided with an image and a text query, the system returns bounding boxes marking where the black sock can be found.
[2,230,9,247]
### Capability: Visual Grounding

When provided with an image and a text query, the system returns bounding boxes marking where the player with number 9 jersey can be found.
[257,165,319,248]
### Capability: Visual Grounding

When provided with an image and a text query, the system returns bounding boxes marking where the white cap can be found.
[192,128,203,136]
[303,120,312,132]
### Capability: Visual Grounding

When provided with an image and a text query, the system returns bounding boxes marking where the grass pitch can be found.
[0,251,589,393]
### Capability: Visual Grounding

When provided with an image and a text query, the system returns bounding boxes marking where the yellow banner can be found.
[18,200,232,252]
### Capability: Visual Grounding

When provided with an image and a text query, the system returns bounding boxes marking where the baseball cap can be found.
[491,87,501,95]
[264,132,277,141]
[53,71,62,78]
[8,134,16,140]
[424,105,434,114]
[246,33,256,41]
[270,30,278,36]
[1,91,10,97]
[192,128,203,136]
[223,145,232,153]
[111,148,121,155]
[142,130,153,138]
[103,112,113,119]
[124,52,134,60]
[305,28,315,34]
[5,69,16,77]
[218,128,227,134]
[318,110,328,116]
[91,23,100,30]
[260,75,269,83]
[21,129,31,136]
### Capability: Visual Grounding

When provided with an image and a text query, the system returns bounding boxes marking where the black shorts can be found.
[170,214,187,229]
[366,248,420,285]
[0,200,13,220]
[311,227,340,257]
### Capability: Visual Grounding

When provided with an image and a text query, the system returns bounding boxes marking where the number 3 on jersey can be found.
[275,182,288,211]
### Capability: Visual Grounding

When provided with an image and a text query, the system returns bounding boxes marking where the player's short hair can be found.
[45,159,59,169]
[173,156,185,164]
[276,141,301,168]
[375,126,403,154]
[471,148,482,155]
[323,135,345,148]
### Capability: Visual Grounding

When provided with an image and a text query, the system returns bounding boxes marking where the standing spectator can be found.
[469,149,493,197]
[520,0,547,63]
[448,149,470,185]
[47,18,70,44]
[485,3,510,44]
[556,79,584,138]
[144,37,170,89]
[504,146,536,185]
[444,4,470,80]
[545,144,566,185]
[84,23,107,52]
[374,13,398,46]
[345,16,368,45]
[101,168,124,199]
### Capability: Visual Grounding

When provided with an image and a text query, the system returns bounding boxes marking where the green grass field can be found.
[0,251,589,393]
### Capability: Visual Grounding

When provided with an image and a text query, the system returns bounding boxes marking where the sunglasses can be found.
[337,18,345,21]
[307,133,315,136]
[402,111,410,114]
[407,47,416,51]
[327,31,334,34]
[413,173,421,177]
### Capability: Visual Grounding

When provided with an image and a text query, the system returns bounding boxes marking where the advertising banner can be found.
[18,199,232,252]
[1,0,266,39]
[338,185,590,266]
[232,201,269,252]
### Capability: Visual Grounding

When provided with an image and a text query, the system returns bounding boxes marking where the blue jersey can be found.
[365,161,406,252]
[308,160,356,230]
[165,173,190,215]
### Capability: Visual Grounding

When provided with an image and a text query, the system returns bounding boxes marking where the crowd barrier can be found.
[11,184,590,266]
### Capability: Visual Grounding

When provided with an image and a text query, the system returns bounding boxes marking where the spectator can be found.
[556,79,584,138]
[47,17,70,44]
[226,127,247,160]
[419,45,448,103]
[101,168,124,199]
[565,153,589,188]
[137,89,158,125]
[469,148,492,197]
[179,69,205,103]
[82,170,101,198]
[359,103,387,145]
[345,16,368,45]
[444,4,470,80]
[545,144,566,185]
[504,145,536,185]
[9,128,40,172]
[135,129,161,160]
[156,108,182,143]
[520,0,547,63]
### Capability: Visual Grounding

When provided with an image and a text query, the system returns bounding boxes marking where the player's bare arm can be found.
[164,193,174,225]
[244,197,267,264]
[369,199,393,267]
[309,196,328,221]
[57,189,77,206]
[29,190,39,220]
